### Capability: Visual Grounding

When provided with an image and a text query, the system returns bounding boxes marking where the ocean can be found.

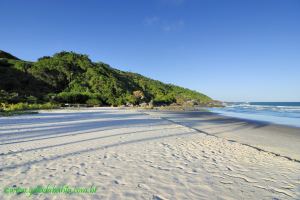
[209,102,300,128]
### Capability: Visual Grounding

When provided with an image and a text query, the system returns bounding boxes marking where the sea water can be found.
[209,102,300,128]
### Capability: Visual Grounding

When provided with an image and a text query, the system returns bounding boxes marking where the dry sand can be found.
[145,110,300,161]
[0,108,299,199]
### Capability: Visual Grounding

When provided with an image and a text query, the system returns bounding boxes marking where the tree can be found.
[0,50,213,106]
[14,61,31,73]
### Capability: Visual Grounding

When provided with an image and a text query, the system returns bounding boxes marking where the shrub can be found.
[55,92,89,104]
[86,98,101,106]
[26,96,38,104]
[2,102,58,112]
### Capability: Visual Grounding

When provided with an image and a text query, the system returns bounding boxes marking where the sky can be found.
[1,0,300,102]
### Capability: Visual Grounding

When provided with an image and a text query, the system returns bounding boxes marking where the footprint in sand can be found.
[153,194,166,200]
[220,180,234,184]
[137,183,150,190]
[114,176,126,185]
[76,172,86,176]
[99,172,111,177]
[80,163,86,167]
[223,173,257,183]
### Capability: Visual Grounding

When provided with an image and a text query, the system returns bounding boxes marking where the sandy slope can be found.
[145,110,300,161]
[0,108,299,199]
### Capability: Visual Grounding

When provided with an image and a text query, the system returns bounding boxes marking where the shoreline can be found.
[0,107,299,199]
[143,109,300,161]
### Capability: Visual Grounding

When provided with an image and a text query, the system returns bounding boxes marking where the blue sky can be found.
[1,0,299,101]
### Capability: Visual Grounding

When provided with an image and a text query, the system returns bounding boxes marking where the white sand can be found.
[146,110,300,161]
[0,108,299,199]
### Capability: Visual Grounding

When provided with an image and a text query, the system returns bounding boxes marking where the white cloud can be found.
[162,19,185,32]
[144,16,160,26]
[144,17,185,32]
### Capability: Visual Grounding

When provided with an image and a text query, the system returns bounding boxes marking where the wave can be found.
[224,102,300,113]
[209,102,300,127]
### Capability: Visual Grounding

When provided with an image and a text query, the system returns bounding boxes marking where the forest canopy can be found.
[0,50,212,106]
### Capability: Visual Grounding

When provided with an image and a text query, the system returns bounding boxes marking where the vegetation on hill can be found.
[0,50,19,60]
[0,50,213,108]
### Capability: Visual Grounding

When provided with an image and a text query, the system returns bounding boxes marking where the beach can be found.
[147,109,300,161]
[0,108,300,199]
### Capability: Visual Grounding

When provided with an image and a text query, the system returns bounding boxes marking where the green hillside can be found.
[0,50,213,106]
[0,50,19,60]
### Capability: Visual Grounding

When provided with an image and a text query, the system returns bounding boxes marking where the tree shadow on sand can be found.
[0,130,197,171]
